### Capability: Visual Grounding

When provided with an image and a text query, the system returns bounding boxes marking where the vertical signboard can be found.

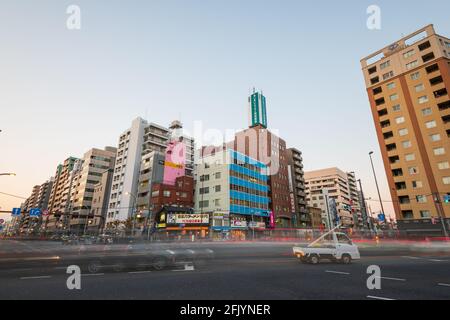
[163,140,186,184]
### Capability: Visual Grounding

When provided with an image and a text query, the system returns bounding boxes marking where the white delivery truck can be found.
[292,226,360,264]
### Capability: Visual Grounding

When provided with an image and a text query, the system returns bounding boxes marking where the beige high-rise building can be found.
[361,25,450,235]
[305,168,362,228]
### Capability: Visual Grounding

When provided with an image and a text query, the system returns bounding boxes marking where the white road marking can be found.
[367,295,395,301]
[325,270,350,275]
[20,276,52,280]
[376,276,406,282]
[438,283,450,287]
[81,273,104,276]
[128,271,152,274]
[428,259,444,262]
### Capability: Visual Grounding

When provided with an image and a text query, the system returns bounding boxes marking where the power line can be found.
[0,191,27,200]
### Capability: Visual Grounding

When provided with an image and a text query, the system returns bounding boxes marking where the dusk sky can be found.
[1,0,450,222]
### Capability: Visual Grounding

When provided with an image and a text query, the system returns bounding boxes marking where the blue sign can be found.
[378,213,386,222]
[29,208,41,217]
[12,208,21,217]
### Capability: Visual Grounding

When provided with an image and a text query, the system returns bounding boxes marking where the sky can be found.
[1,0,450,222]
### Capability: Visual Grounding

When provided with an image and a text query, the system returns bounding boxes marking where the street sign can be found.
[42,209,49,216]
[29,208,41,217]
[378,213,386,223]
[12,208,21,217]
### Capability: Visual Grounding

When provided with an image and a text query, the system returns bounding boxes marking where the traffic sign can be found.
[42,210,49,216]
[29,208,41,217]
[0,219,4,224]
[12,208,21,217]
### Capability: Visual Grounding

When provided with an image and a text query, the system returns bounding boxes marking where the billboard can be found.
[163,140,186,184]
[167,213,209,225]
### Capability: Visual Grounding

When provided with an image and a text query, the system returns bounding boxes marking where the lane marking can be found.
[376,276,406,282]
[81,273,104,276]
[438,283,450,287]
[428,259,444,262]
[325,270,350,275]
[367,295,395,301]
[20,276,52,280]
[128,271,152,274]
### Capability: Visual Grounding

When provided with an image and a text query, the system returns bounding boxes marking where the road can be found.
[0,240,449,300]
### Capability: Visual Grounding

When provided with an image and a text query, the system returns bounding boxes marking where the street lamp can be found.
[368,151,386,225]
[0,173,16,176]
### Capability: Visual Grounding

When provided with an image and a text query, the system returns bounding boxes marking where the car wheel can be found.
[88,260,102,274]
[341,254,352,264]
[152,256,167,270]
[309,254,320,265]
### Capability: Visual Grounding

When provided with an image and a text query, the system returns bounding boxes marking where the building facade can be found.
[286,148,307,227]
[361,25,450,235]
[194,149,270,240]
[305,167,362,228]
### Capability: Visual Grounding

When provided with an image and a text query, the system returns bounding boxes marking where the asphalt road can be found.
[1,240,449,300]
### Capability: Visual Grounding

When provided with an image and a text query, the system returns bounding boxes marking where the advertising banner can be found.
[167,213,209,225]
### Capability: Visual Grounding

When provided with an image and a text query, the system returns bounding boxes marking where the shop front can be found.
[211,211,231,240]
[155,206,210,240]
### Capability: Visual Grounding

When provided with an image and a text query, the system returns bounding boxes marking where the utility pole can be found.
[433,193,448,238]
[369,151,386,219]
[357,179,370,230]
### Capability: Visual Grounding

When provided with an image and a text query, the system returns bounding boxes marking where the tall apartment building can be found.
[68,147,117,232]
[231,91,292,228]
[285,148,307,227]
[91,168,114,232]
[107,118,195,224]
[361,25,450,235]
[136,151,165,213]
[305,167,362,228]
[195,149,270,240]
[36,179,53,211]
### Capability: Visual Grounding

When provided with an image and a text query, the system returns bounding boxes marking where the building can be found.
[305,167,362,228]
[90,168,114,233]
[232,91,292,228]
[307,206,323,229]
[194,149,270,240]
[361,25,450,235]
[107,118,195,225]
[67,146,117,233]
[46,157,82,232]
[249,89,268,128]
[286,148,307,227]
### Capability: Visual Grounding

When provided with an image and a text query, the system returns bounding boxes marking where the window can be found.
[430,76,443,86]
[402,210,414,219]
[392,104,401,111]
[399,128,408,136]
[426,63,439,74]
[425,120,437,129]
[405,154,415,161]
[443,177,450,185]
[411,72,420,80]
[416,195,427,203]
[418,96,429,104]
[163,191,171,197]
[418,41,431,51]
[387,82,396,89]
[438,162,450,170]
[403,49,415,59]
[214,172,221,179]
[434,147,445,156]
[395,116,405,124]
[214,185,221,192]
[430,134,441,142]
[421,108,432,116]
[420,211,431,218]
[199,187,210,195]
[422,52,435,63]
[199,200,209,208]
[415,84,425,92]
[214,199,221,207]
[373,86,382,95]
[412,181,423,189]
[368,66,377,74]
[408,167,418,175]
[390,94,399,101]
[383,71,394,80]
[406,60,418,70]
[402,140,412,149]
[380,60,391,69]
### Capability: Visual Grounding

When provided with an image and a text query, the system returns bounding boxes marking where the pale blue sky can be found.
[1,0,450,221]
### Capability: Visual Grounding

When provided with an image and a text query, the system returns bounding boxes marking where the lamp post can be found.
[357,179,370,231]
[368,152,386,225]
[0,173,16,176]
